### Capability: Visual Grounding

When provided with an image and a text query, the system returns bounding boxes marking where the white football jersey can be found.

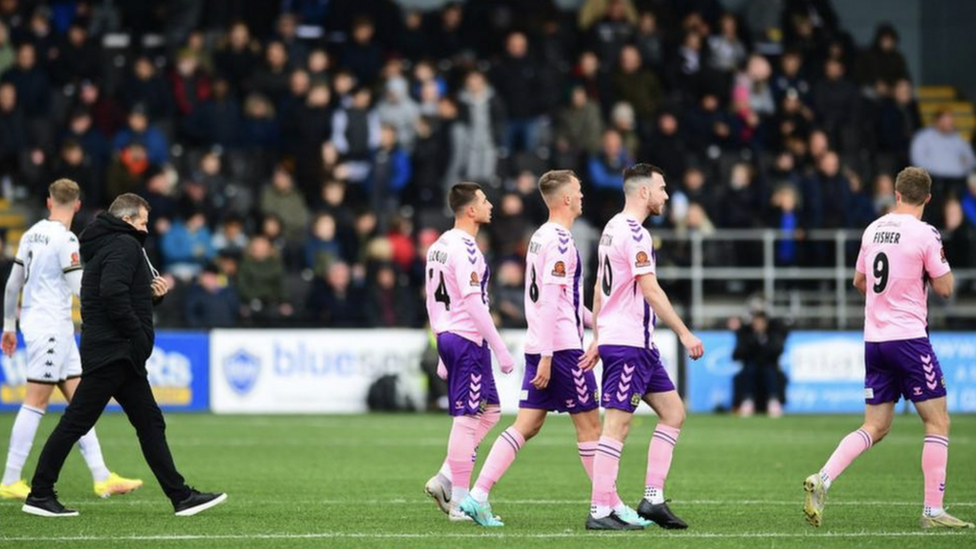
[15,219,81,336]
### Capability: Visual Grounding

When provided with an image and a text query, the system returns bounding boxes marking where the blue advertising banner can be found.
[0,331,209,412]
[688,331,976,414]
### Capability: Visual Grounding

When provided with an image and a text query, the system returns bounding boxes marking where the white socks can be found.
[644,486,665,504]
[924,505,945,517]
[78,428,111,483]
[3,405,44,485]
[820,470,833,490]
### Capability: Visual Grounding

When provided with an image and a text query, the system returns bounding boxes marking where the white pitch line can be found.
[4,499,975,507]
[0,531,970,543]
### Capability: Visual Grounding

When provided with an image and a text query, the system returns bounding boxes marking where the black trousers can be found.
[30,360,190,505]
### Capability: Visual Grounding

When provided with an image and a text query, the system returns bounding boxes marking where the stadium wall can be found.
[1,330,973,414]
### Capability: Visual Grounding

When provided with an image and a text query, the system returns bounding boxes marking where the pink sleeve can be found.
[582,306,593,328]
[923,229,951,279]
[461,292,507,357]
[535,283,560,356]
[855,244,866,274]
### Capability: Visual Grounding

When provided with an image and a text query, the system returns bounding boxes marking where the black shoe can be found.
[22,494,79,517]
[585,511,645,530]
[174,489,227,516]
[637,498,688,529]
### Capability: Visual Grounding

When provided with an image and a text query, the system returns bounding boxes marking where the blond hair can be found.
[49,179,81,206]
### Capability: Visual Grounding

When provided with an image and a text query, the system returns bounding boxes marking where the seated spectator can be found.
[260,164,310,244]
[611,45,663,121]
[588,128,630,190]
[182,77,241,148]
[331,85,381,182]
[105,142,153,199]
[684,93,735,153]
[944,196,976,269]
[493,259,526,328]
[305,261,367,326]
[240,93,281,150]
[366,262,417,327]
[369,125,412,226]
[854,23,910,88]
[238,235,293,324]
[642,110,688,180]
[453,70,504,183]
[340,16,384,86]
[556,85,603,157]
[376,75,420,152]
[1,43,50,119]
[111,105,169,166]
[212,214,249,257]
[251,41,291,105]
[169,49,212,117]
[122,56,175,121]
[0,83,27,172]
[708,13,747,74]
[812,58,859,150]
[61,108,110,179]
[305,213,343,275]
[492,31,545,153]
[160,211,216,280]
[772,49,812,106]
[184,264,239,328]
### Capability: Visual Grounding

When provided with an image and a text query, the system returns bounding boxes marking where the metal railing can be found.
[646,229,976,328]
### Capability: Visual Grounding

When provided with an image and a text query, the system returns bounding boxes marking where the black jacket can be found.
[79,213,156,375]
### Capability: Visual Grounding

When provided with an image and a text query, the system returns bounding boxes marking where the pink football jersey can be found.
[855,213,951,342]
[524,222,584,354]
[425,229,490,344]
[596,213,657,349]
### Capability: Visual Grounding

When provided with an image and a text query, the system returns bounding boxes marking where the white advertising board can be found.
[211,329,678,414]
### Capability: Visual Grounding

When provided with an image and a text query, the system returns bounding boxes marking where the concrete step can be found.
[917,86,956,101]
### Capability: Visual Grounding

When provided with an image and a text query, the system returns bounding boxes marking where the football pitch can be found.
[0,412,973,548]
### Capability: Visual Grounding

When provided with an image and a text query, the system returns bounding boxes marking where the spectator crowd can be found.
[0,0,974,329]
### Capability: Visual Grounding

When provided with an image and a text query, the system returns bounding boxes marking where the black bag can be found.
[367,374,415,412]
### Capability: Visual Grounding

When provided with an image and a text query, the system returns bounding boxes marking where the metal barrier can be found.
[647,229,976,328]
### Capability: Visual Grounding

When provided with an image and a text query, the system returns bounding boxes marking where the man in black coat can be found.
[23,194,226,518]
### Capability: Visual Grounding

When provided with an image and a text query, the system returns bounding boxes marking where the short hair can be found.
[623,163,665,194]
[448,182,482,213]
[538,170,577,200]
[108,193,151,219]
[49,179,81,206]
[894,167,932,205]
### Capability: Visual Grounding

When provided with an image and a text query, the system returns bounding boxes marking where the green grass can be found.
[0,412,974,548]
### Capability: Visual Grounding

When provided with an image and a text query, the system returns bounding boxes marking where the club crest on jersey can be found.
[469,272,480,287]
[552,261,566,277]
[635,251,651,268]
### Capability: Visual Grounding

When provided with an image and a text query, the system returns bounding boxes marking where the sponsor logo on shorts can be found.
[635,251,651,268]
[565,399,576,409]
[552,261,566,278]
[630,393,641,407]
[519,390,528,400]
[913,387,923,396]
[864,388,874,399]
[455,400,464,410]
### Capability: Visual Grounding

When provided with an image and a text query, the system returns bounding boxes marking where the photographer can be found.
[730,310,787,417]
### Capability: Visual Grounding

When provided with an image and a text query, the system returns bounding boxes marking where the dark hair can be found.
[895,167,932,205]
[108,193,151,219]
[623,163,665,183]
[448,182,482,213]
[538,169,578,199]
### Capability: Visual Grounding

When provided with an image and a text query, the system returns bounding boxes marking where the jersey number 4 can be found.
[430,269,451,310]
